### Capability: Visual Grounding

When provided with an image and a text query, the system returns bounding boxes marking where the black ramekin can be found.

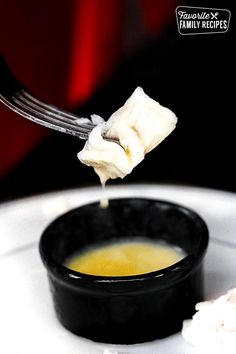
[39,198,209,344]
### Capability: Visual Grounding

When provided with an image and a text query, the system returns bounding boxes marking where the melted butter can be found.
[65,240,186,276]
[100,182,109,208]
[125,147,132,162]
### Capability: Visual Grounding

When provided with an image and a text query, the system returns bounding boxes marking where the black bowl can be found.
[39,198,209,344]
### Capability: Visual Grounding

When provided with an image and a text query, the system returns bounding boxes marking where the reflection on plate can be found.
[0,184,236,354]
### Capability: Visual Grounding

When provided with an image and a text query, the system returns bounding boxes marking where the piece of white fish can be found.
[78,87,177,184]
[182,288,236,354]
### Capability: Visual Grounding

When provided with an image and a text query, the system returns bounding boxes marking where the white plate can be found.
[0,184,236,354]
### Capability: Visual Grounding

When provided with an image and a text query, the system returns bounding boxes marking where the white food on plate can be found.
[182,288,236,354]
[78,87,177,184]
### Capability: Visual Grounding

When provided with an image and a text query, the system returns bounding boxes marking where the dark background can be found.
[0,0,234,201]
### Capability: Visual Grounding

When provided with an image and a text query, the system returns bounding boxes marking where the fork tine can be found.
[21,90,94,124]
[5,94,91,137]
[15,90,93,129]
[0,56,93,126]
[0,55,94,139]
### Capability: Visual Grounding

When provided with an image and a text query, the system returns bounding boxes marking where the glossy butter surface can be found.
[65,240,185,276]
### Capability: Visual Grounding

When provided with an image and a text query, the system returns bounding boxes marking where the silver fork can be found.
[0,55,95,140]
